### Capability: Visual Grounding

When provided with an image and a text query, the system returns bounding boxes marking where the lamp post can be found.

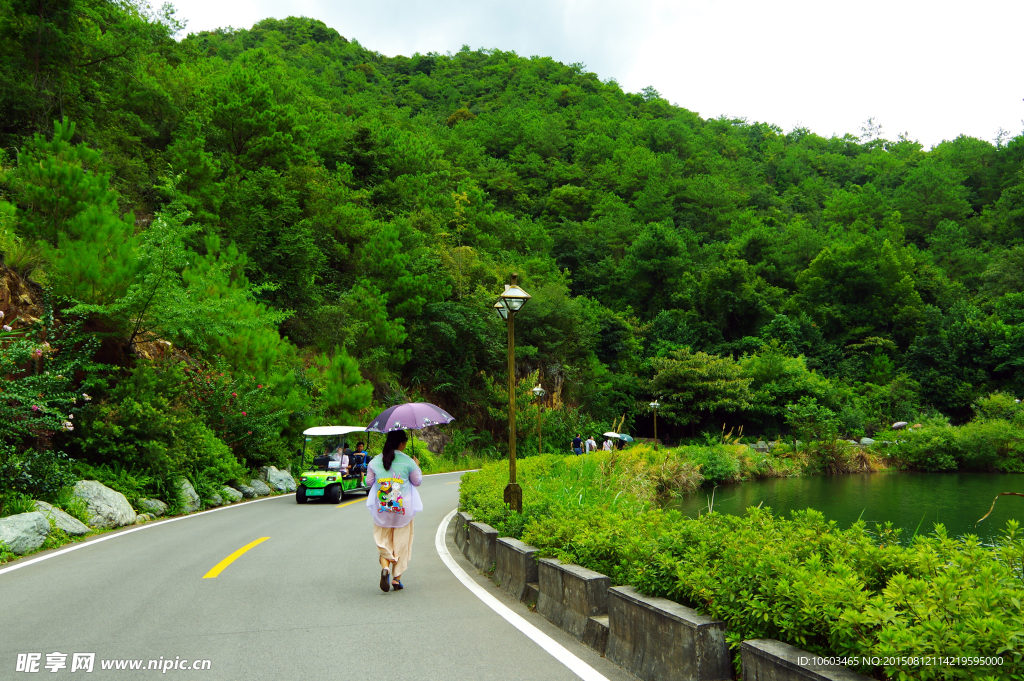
[649,400,660,450]
[532,384,546,456]
[494,273,531,513]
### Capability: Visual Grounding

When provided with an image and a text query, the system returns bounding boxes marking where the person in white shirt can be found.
[585,436,597,453]
[602,437,613,451]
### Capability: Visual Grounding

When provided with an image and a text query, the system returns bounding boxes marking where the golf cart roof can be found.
[303,426,367,437]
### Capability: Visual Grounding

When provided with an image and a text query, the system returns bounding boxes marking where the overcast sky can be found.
[168,0,1024,149]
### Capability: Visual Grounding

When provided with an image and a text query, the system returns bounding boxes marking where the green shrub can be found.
[76,362,246,491]
[687,446,740,484]
[890,418,1024,472]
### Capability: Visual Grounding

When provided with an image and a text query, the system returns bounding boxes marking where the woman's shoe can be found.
[391,576,403,591]
[380,568,391,593]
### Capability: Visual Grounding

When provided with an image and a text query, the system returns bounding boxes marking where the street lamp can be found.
[649,400,661,450]
[532,384,546,456]
[494,273,531,512]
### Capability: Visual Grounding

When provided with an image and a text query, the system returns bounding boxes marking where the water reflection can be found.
[670,472,1024,541]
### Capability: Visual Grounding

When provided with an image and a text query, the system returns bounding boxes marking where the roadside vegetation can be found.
[459,449,1024,679]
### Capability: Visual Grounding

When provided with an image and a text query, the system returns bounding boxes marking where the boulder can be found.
[0,512,50,554]
[263,466,297,492]
[33,501,89,536]
[177,478,201,514]
[249,479,272,497]
[137,498,168,516]
[860,437,876,445]
[73,480,137,528]
[236,483,257,499]
[134,514,152,524]
[205,493,223,507]
[221,486,243,502]
[892,421,908,430]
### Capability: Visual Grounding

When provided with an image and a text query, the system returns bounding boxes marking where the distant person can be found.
[351,441,369,485]
[571,434,583,456]
[602,437,613,451]
[585,436,597,453]
[615,437,625,451]
[366,429,423,592]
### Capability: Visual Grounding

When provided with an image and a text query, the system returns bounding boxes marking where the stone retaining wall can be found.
[606,585,731,681]
[742,640,869,681]
[467,521,498,573]
[537,558,610,647]
[493,537,538,602]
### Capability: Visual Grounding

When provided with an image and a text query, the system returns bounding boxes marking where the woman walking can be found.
[366,429,423,592]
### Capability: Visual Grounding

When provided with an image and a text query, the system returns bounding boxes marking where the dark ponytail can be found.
[382,430,408,471]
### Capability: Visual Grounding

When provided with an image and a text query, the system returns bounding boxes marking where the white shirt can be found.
[603,439,613,451]
[585,438,597,452]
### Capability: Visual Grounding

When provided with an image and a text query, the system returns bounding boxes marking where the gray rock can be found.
[249,479,272,497]
[236,484,257,499]
[860,437,876,445]
[134,514,152,524]
[892,421,909,430]
[846,440,859,445]
[177,478,201,514]
[73,480,137,528]
[263,466,297,492]
[221,486,243,502]
[33,501,89,536]
[205,493,223,507]
[0,512,50,554]
[137,498,168,516]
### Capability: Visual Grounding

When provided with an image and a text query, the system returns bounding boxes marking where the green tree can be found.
[650,348,752,428]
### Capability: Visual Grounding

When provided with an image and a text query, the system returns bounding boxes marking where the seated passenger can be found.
[350,441,369,485]
[328,444,349,473]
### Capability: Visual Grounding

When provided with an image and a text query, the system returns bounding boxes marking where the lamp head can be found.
[493,300,509,320]
[532,385,546,397]
[499,273,531,313]
[649,400,660,409]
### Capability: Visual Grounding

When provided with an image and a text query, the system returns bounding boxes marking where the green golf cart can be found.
[296,426,371,504]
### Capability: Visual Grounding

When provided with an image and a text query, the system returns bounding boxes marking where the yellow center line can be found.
[445,481,461,484]
[336,499,362,508]
[203,537,270,579]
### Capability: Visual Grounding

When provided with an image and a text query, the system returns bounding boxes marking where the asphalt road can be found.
[0,472,633,680]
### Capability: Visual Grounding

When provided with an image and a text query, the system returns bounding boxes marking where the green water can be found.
[670,472,1024,542]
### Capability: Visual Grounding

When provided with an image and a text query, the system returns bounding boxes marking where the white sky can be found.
[168,0,1024,149]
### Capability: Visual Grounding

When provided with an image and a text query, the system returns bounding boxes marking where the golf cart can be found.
[296,426,371,504]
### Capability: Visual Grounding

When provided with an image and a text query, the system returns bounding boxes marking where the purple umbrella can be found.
[366,402,455,433]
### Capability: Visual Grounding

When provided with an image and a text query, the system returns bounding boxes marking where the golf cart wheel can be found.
[327,484,343,504]
[296,485,307,504]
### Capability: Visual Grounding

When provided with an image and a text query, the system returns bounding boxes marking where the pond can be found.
[670,472,1024,542]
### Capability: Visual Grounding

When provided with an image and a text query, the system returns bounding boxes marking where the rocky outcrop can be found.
[205,493,223,507]
[0,512,50,554]
[33,501,89,536]
[221,486,243,502]
[137,498,168,516]
[73,481,137,528]
[177,478,201,513]
[419,425,451,454]
[261,466,296,492]
[249,479,272,497]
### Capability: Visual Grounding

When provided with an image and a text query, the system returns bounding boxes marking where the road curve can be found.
[0,472,597,680]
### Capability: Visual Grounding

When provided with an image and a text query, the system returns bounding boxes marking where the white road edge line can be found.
[0,493,292,577]
[434,509,609,681]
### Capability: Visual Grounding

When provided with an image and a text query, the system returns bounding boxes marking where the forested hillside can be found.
[2,3,1024,502]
